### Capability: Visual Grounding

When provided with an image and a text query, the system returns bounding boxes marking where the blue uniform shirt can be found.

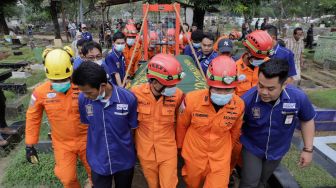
[103,48,126,85]
[82,31,93,41]
[241,85,315,160]
[184,45,202,65]
[271,43,297,77]
[78,85,138,175]
[73,56,82,70]
[198,51,218,75]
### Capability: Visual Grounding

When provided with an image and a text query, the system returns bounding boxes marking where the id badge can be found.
[284,114,294,125]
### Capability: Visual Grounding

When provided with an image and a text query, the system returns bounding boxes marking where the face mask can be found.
[126,38,135,46]
[210,92,232,106]
[192,42,201,48]
[162,86,177,97]
[52,81,71,93]
[115,44,125,52]
[149,44,155,48]
[167,41,175,45]
[94,59,103,66]
[250,58,265,67]
[94,87,106,101]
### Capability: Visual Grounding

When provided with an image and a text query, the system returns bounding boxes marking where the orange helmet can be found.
[207,56,237,88]
[125,24,137,37]
[229,31,241,40]
[183,32,191,44]
[149,31,158,41]
[147,54,185,86]
[242,30,273,59]
[167,28,175,36]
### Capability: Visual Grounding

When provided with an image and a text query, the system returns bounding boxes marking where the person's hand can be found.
[298,151,312,168]
[26,146,39,164]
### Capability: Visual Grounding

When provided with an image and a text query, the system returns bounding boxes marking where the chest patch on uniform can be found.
[117,104,128,110]
[252,107,261,119]
[47,92,57,98]
[193,113,208,117]
[85,104,94,116]
[283,103,296,109]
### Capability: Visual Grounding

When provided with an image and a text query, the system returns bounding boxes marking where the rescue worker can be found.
[132,54,185,188]
[176,56,245,188]
[25,47,91,188]
[236,30,273,96]
[72,61,138,188]
[104,32,126,86]
[183,29,203,65]
[162,28,176,55]
[239,58,315,188]
[148,31,160,59]
[198,32,218,75]
[123,24,142,77]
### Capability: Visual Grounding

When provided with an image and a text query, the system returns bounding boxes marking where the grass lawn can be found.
[282,144,336,187]
[306,89,336,109]
[328,143,336,150]
[0,47,37,64]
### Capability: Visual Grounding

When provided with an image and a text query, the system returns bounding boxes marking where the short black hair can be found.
[192,23,197,27]
[191,29,204,42]
[81,41,102,56]
[264,25,278,39]
[112,31,126,42]
[202,32,215,42]
[72,61,107,89]
[293,27,303,35]
[259,58,289,84]
[76,38,87,48]
[183,22,190,30]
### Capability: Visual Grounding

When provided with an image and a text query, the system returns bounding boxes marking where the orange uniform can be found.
[25,81,91,188]
[176,89,244,188]
[124,43,142,76]
[148,46,160,59]
[235,56,259,96]
[213,35,229,52]
[131,83,183,188]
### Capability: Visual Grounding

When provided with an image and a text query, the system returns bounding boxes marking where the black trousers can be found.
[92,167,134,188]
[0,89,7,128]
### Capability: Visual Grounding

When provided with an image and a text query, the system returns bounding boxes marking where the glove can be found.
[26,146,39,164]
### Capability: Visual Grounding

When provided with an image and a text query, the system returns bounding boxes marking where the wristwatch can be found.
[302,147,314,153]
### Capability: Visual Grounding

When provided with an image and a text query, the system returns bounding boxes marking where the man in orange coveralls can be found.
[131,54,185,188]
[235,30,273,96]
[148,31,160,59]
[25,47,91,188]
[123,23,142,76]
[162,28,177,55]
[176,56,245,188]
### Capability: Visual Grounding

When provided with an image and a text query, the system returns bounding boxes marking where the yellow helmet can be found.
[43,49,73,80]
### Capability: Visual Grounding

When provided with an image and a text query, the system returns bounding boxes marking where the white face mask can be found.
[94,59,104,66]
[126,38,135,46]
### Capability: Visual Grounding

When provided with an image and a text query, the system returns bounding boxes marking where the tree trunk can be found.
[0,6,9,35]
[193,6,205,30]
[50,0,61,39]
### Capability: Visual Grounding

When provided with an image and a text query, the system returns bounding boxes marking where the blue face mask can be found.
[162,86,177,97]
[115,44,125,52]
[192,42,201,48]
[210,92,233,106]
[94,87,106,101]
[250,59,265,67]
[52,81,71,93]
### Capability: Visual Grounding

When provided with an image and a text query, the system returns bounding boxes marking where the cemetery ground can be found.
[0,35,336,187]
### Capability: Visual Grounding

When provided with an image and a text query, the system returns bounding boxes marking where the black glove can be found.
[26,146,39,164]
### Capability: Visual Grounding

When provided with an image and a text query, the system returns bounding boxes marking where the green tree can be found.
[0,0,18,35]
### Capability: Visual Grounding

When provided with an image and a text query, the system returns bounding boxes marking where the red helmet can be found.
[182,32,191,44]
[242,30,273,59]
[207,56,237,88]
[125,24,137,37]
[167,28,175,36]
[147,54,184,86]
